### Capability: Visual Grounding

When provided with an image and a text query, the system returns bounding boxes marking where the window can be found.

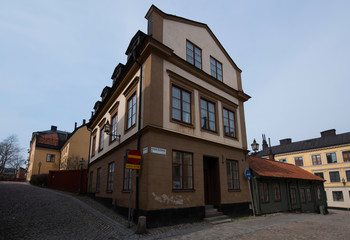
[226,160,240,190]
[127,93,137,129]
[314,172,324,179]
[172,151,193,190]
[273,183,281,201]
[329,171,340,182]
[317,186,322,200]
[91,135,96,157]
[96,168,101,192]
[259,182,269,203]
[290,187,297,205]
[89,171,93,192]
[300,188,306,203]
[326,152,337,164]
[311,154,322,165]
[210,56,223,81]
[186,40,202,69]
[123,167,132,191]
[172,86,191,124]
[111,113,118,142]
[99,126,105,151]
[346,170,350,182]
[332,191,344,201]
[46,154,55,162]
[294,157,304,167]
[107,162,115,192]
[200,99,216,131]
[343,151,350,162]
[279,159,287,163]
[306,188,312,202]
[223,108,236,138]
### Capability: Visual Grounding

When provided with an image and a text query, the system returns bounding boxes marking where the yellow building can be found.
[60,122,90,170]
[26,126,69,181]
[255,129,350,209]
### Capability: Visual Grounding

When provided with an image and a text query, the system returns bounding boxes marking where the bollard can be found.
[136,216,147,234]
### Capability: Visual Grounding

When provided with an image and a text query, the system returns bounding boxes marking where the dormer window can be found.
[210,56,223,81]
[186,40,202,69]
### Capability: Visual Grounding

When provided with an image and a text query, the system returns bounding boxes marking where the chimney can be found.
[262,134,268,150]
[51,125,57,132]
[280,138,292,145]
[83,119,86,125]
[321,129,336,138]
[75,122,77,130]
[268,138,275,160]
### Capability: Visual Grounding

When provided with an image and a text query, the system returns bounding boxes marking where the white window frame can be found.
[325,151,338,164]
[341,149,350,162]
[328,170,341,183]
[294,156,304,167]
[311,154,323,165]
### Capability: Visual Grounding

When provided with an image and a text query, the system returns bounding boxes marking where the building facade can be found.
[255,129,350,210]
[26,126,69,181]
[249,156,326,215]
[87,5,251,227]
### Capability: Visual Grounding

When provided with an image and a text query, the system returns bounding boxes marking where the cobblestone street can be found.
[1,182,350,240]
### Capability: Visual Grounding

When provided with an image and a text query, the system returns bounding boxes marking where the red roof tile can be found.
[37,133,59,146]
[248,156,324,181]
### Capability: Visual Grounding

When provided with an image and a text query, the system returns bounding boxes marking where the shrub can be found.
[30,174,48,187]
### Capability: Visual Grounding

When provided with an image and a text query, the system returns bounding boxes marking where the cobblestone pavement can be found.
[1,182,350,240]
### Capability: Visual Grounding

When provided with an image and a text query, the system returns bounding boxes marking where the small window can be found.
[223,108,236,138]
[210,56,223,81]
[172,151,193,190]
[273,183,281,201]
[342,151,350,162]
[186,40,202,69]
[127,93,137,129]
[96,168,101,192]
[332,191,344,201]
[314,172,324,179]
[294,157,304,167]
[46,154,55,162]
[172,86,191,124]
[317,186,322,200]
[226,160,240,190]
[91,135,96,157]
[290,187,297,205]
[259,182,269,203]
[279,159,287,163]
[306,188,312,202]
[89,171,93,192]
[200,99,216,131]
[123,167,132,191]
[311,154,322,165]
[326,152,337,164]
[300,188,306,203]
[107,162,115,192]
[329,171,340,182]
[111,113,118,142]
[345,170,350,182]
[99,126,105,151]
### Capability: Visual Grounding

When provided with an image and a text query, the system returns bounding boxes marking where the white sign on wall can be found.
[143,147,148,154]
[151,147,167,155]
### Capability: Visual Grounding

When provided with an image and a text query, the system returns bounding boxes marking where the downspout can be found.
[86,127,92,192]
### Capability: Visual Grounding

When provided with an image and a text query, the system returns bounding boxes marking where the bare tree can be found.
[0,135,22,174]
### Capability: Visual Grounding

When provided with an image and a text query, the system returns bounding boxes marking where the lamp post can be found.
[78,158,85,194]
[251,139,259,154]
[104,120,121,143]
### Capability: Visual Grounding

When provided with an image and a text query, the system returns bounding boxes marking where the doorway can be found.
[203,156,221,207]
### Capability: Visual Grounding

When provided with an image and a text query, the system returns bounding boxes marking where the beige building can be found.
[87,5,251,227]
[255,129,350,210]
[27,126,69,181]
[60,122,90,170]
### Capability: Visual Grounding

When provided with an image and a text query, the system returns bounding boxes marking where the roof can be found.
[255,129,350,157]
[248,156,324,181]
[32,126,70,150]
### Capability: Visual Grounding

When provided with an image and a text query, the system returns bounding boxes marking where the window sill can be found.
[106,190,113,194]
[172,189,195,192]
[228,189,241,192]
[122,190,131,193]
[223,135,239,141]
[170,119,194,129]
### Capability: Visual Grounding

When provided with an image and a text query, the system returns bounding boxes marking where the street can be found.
[1,182,350,240]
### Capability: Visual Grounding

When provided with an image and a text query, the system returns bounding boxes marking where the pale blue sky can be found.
[1,0,349,157]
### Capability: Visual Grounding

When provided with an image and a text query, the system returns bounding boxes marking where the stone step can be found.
[205,205,214,210]
[205,210,223,218]
[204,214,231,224]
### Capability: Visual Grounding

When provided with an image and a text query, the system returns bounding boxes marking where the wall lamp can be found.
[251,139,259,154]
[104,120,121,143]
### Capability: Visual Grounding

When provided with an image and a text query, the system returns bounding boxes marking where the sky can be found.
[1,0,349,159]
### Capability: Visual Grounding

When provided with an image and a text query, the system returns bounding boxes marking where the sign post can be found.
[126,150,142,228]
[245,169,255,216]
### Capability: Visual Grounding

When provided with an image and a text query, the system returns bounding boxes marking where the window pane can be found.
[330,172,340,182]
[327,153,337,163]
[172,86,181,98]
[208,102,215,112]
[183,112,191,123]
[332,191,344,201]
[346,170,350,182]
[172,98,181,109]
[182,91,190,103]
[183,102,190,113]
[172,109,181,121]
[200,99,207,110]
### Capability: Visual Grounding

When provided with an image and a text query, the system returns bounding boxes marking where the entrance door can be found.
[203,156,221,206]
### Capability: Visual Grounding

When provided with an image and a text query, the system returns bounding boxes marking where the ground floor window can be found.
[226,160,240,190]
[332,191,344,201]
[290,187,297,205]
[273,183,281,201]
[107,162,115,192]
[346,170,350,182]
[306,188,312,202]
[329,171,340,182]
[96,168,101,192]
[317,187,322,200]
[300,188,306,203]
[172,151,193,190]
[259,182,269,203]
[123,167,132,191]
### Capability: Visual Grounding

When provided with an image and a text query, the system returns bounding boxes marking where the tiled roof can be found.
[255,130,350,157]
[248,156,324,181]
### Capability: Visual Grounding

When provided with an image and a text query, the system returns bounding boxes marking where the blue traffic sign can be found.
[245,169,251,180]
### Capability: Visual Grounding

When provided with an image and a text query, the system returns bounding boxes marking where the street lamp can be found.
[104,120,121,143]
[78,158,85,194]
[251,139,259,153]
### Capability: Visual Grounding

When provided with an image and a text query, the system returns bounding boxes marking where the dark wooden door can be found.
[203,157,220,206]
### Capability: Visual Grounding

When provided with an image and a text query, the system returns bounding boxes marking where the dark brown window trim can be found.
[109,112,118,145]
[227,159,240,191]
[172,150,194,191]
[222,107,238,140]
[186,40,202,69]
[91,135,96,157]
[171,85,192,125]
[125,92,137,132]
[200,98,217,132]
[210,56,223,81]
